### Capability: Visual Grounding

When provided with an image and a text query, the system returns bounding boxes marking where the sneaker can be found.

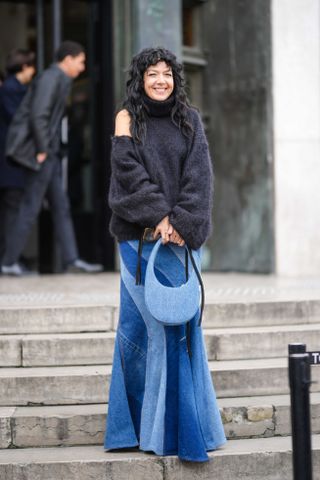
[65,259,103,274]
[1,263,36,277]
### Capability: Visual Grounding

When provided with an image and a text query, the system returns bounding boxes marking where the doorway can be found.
[0,0,115,272]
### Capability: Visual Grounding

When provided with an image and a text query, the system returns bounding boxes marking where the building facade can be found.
[0,0,318,275]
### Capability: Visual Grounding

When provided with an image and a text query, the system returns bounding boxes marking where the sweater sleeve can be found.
[108,135,171,227]
[169,110,213,250]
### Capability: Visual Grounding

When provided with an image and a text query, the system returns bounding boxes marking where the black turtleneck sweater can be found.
[108,95,213,250]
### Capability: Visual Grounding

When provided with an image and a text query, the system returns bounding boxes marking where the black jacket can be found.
[5,64,71,169]
[0,75,27,188]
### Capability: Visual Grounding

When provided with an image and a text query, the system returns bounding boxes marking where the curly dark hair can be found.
[122,47,193,143]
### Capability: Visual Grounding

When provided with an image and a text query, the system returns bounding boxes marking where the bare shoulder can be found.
[115,109,131,136]
[116,109,130,119]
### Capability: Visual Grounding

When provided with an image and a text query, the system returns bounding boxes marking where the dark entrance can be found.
[0,0,115,272]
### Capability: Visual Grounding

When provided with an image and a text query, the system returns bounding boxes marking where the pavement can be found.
[1,272,320,308]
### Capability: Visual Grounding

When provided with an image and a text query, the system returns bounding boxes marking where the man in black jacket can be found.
[1,41,102,275]
[0,49,35,268]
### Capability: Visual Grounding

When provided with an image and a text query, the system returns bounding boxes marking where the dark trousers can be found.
[2,154,78,266]
[0,187,24,265]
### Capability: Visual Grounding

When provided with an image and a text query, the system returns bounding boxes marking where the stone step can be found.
[9,333,115,367]
[0,358,320,406]
[206,323,320,360]
[213,357,320,398]
[1,393,320,448]
[0,436,320,480]
[1,298,320,336]
[0,305,116,335]
[203,299,320,328]
[220,392,320,439]
[0,365,109,406]
[2,322,320,367]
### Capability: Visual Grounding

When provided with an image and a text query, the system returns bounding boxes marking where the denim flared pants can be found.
[104,240,226,462]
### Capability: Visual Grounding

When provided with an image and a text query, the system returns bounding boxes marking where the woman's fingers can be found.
[169,228,185,246]
[153,226,160,240]
[161,228,168,243]
[153,219,181,245]
[154,225,169,244]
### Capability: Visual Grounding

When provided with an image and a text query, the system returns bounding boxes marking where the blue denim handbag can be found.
[144,238,204,326]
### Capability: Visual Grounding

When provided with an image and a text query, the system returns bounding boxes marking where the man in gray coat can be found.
[1,41,102,275]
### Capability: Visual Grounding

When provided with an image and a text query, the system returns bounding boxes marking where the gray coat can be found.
[5,64,71,170]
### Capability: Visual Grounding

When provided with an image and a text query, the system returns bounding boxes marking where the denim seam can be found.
[118,329,146,359]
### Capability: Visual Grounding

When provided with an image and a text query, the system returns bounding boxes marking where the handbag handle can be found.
[185,246,205,327]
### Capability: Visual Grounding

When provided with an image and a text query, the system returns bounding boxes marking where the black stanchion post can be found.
[289,352,313,480]
[289,343,306,355]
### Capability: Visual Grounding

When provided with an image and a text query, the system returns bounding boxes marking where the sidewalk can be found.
[1,272,320,308]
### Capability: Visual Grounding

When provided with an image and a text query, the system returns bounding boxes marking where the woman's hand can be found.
[153,216,173,244]
[169,228,185,246]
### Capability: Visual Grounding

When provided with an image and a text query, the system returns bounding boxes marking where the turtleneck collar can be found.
[143,93,175,117]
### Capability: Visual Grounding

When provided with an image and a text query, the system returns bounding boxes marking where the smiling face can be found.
[143,61,174,101]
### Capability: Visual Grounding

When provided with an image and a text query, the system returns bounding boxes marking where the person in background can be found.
[0,49,36,268]
[1,41,103,276]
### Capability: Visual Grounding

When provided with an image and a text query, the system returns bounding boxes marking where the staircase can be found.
[0,274,320,479]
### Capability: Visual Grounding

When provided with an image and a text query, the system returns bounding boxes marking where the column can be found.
[272,0,320,275]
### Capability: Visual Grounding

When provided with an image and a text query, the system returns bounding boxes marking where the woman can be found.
[104,47,226,462]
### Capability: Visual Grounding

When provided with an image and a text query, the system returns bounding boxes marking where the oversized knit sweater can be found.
[108,95,213,250]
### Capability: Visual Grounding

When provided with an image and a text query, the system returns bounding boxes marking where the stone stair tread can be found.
[1,391,319,416]
[0,435,320,463]
[1,438,319,479]
[0,359,318,406]
[2,298,319,308]
[0,358,299,379]
[0,392,319,448]
[1,298,320,335]
[0,365,111,377]
[204,323,320,334]
[1,332,116,340]
[0,392,320,418]
[0,403,107,417]
[0,305,115,335]
[211,356,286,370]
[3,391,319,415]
[0,394,288,416]
[218,391,320,407]
[1,327,318,367]
[0,358,285,376]
[3,321,320,338]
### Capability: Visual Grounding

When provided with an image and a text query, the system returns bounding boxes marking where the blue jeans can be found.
[104,240,226,462]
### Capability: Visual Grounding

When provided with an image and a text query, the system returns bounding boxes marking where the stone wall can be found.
[201,0,275,272]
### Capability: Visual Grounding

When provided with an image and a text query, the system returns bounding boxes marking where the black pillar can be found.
[89,0,115,269]
[52,0,62,55]
[36,0,44,72]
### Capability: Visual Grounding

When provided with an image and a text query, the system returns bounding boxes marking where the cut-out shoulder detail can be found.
[115,109,131,137]
[112,134,133,141]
